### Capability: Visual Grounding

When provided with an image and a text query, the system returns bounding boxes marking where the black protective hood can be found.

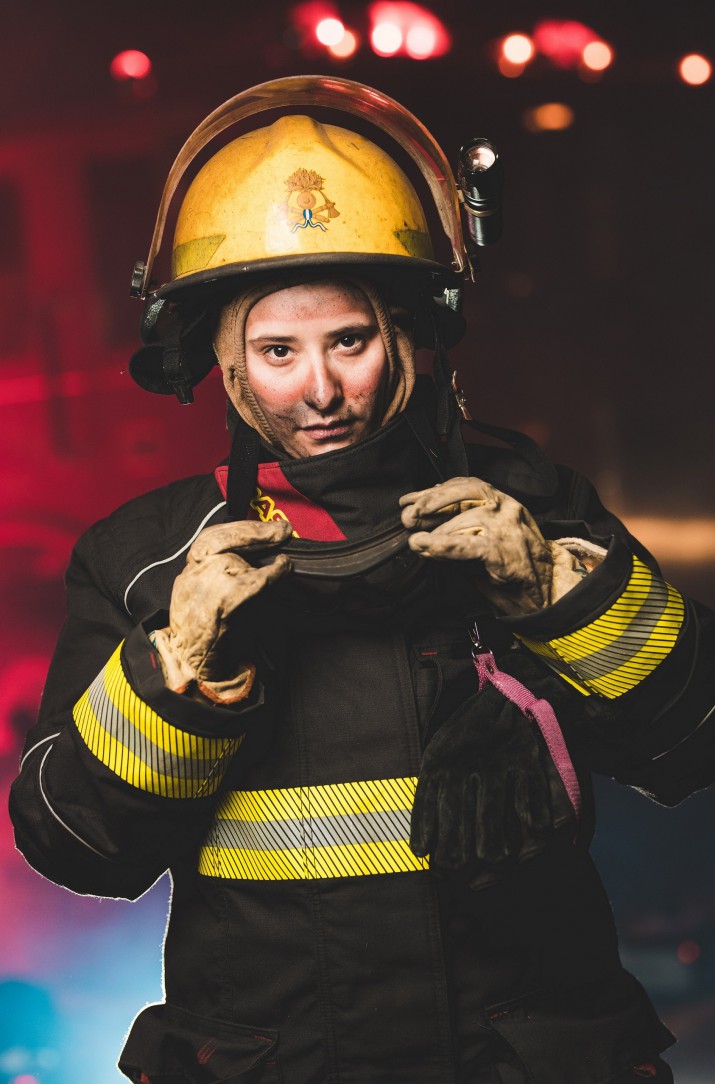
[222,377,444,574]
[216,376,559,626]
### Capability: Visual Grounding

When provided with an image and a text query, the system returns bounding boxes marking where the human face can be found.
[242,281,390,458]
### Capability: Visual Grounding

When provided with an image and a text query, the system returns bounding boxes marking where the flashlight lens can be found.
[465,142,496,172]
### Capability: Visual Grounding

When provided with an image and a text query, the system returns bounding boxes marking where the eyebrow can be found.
[247,321,379,346]
[247,334,298,345]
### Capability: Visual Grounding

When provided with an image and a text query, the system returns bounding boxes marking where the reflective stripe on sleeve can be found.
[73,643,243,798]
[198,777,428,880]
[519,554,685,699]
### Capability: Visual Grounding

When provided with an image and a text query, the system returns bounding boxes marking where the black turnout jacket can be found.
[10,388,715,1084]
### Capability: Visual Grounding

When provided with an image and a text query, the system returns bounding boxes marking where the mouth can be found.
[300,419,355,442]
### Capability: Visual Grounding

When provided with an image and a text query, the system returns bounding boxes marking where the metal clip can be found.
[468,618,488,658]
[130,259,147,299]
[451,371,473,420]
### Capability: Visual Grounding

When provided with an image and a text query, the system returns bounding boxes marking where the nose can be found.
[304,354,343,414]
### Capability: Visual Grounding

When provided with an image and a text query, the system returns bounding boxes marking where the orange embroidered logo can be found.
[285,168,340,233]
[250,486,300,537]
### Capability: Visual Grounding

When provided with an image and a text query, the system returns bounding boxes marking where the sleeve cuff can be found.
[71,623,263,799]
[501,537,686,700]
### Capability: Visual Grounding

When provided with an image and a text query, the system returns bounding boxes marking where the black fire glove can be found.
[410,670,578,890]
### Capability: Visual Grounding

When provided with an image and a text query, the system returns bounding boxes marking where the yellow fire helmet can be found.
[130,75,503,403]
[131,75,471,304]
[170,114,437,290]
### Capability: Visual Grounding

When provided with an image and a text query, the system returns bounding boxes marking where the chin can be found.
[298,438,354,458]
[290,427,371,458]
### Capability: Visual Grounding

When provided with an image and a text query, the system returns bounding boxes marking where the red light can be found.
[677,940,701,965]
[498,57,526,79]
[679,53,712,85]
[291,2,343,50]
[368,2,450,58]
[109,49,152,81]
[11,1076,40,1084]
[534,20,599,68]
[405,24,437,59]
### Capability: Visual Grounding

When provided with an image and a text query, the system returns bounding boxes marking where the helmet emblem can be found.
[285,168,340,233]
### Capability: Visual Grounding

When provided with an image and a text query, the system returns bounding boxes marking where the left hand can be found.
[399,477,583,615]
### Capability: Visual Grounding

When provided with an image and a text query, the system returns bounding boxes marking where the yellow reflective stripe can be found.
[519,556,685,699]
[216,776,417,821]
[199,777,428,881]
[198,839,427,881]
[518,639,591,696]
[73,643,243,798]
[101,647,228,760]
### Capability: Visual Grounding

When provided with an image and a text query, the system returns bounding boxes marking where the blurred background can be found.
[1,0,714,1080]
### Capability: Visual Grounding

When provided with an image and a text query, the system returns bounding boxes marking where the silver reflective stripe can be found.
[519,555,685,699]
[557,577,672,681]
[198,778,429,881]
[208,806,412,852]
[85,667,220,781]
[73,643,242,798]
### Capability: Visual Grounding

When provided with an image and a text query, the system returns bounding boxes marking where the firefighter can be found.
[10,76,714,1083]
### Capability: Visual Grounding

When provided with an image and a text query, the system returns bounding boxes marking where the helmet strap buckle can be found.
[451,371,472,421]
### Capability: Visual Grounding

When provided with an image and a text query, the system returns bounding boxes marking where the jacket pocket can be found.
[118,1003,282,1084]
[484,970,674,1084]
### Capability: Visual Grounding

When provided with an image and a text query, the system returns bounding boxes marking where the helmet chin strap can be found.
[225,408,261,521]
[431,315,469,477]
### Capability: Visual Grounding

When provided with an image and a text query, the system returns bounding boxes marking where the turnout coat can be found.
[10,390,715,1083]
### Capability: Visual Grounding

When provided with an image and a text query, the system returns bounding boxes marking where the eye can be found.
[337,333,363,350]
[266,344,290,360]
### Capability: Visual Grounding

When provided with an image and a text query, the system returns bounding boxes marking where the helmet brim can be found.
[152,253,461,305]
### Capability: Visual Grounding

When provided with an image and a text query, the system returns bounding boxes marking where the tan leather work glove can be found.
[399,477,585,616]
[152,519,292,703]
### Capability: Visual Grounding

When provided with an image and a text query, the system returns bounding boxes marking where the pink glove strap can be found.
[472,651,582,823]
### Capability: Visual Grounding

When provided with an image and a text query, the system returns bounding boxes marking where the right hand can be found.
[153,519,292,699]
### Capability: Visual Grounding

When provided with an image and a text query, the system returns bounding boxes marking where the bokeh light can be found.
[534,19,598,68]
[498,57,526,78]
[679,53,712,85]
[582,40,613,72]
[405,24,437,59]
[502,33,535,65]
[316,17,345,46]
[677,940,701,965]
[329,28,358,57]
[523,102,575,132]
[371,22,403,55]
[368,2,450,58]
[109,49,152,81]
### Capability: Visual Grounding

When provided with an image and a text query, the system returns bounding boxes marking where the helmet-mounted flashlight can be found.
[457,138,503,251]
